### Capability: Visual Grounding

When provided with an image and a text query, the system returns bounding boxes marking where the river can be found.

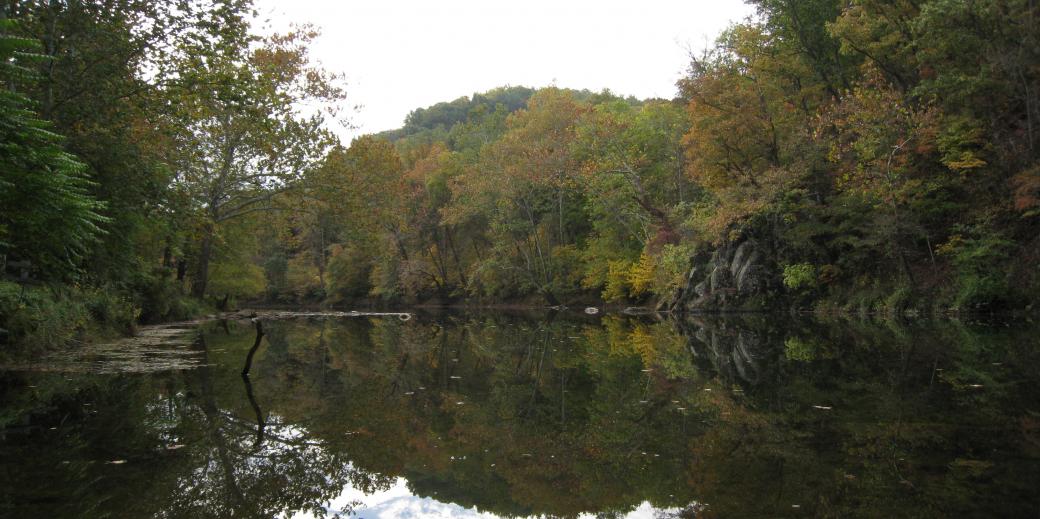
[1,311,1038,517]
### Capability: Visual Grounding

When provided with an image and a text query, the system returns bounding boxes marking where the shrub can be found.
[937,226,1015,309]
[326,244,373,302]
[881,286,913,315]
[627,251,655,298]
[655,243,695,294]
[782,263,817,291]
[603,259,633,302]
[0,282,87,352]
[132,272,206,324]
[82,286,139,334]
[369,252,403,302]
[285,253,324,301]
[208,260,266,301]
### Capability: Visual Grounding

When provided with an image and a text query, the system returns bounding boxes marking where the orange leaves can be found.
[1011,165,1040,215]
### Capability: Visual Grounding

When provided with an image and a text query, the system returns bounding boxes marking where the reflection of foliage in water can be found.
[1,314,1039,518]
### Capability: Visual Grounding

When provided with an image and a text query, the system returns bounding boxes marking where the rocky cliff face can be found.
[666,239,776,312]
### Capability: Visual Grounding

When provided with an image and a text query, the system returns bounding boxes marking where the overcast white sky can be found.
[253,0,755,138]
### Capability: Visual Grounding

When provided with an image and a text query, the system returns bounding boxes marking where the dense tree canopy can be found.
[3,0,1040,353]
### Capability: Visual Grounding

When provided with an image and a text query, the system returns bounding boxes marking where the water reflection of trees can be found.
[1,314,1038,518]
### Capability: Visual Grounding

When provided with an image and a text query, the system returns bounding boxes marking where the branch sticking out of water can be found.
[241,319,264,376]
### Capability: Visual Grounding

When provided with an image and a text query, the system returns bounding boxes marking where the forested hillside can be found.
[2,0,1039,351]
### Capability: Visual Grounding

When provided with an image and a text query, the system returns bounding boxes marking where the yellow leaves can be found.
[943,152,987,171]
[628,325,657,368]
[628,251,656,297]
[937,115,989,172]
[600,251,658,301]
[602,259,632,302]
[599,317,653,361]
[935,234,964,257]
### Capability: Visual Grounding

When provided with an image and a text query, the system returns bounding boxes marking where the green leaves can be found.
[0,18,106,278]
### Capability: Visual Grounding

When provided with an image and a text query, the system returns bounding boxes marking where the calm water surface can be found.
[1,312,1039,518]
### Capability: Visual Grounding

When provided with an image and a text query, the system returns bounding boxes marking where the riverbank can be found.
[0,281,209,356]
[5,276,1038,360]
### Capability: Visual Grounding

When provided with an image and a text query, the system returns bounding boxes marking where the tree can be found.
[0,13,106,278]
[162,11,346,297]
[573,98,690,297]
[10,0,186,285]
[296,136,404,300]
[448,88,587,303]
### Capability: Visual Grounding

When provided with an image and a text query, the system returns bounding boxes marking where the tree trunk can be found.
[176,259,187,282]
[317,226,326,290]
[191,224,214,298]
[541,288,560,306]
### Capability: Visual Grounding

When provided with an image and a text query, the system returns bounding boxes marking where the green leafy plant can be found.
[0,18,107,278]
[782,263,817,291]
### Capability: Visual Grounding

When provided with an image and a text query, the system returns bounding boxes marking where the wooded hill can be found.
[2,0,1039,350]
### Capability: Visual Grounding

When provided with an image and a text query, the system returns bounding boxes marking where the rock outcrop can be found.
[666,239,775,312]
